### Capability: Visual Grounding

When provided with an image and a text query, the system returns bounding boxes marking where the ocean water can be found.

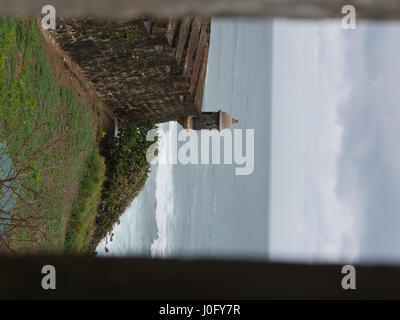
[97,19,273,260]
[0,141,18,235]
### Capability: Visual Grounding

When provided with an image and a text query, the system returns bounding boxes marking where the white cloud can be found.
[271,21,358,263]
[272,20,400,263]
[335,22,400,262]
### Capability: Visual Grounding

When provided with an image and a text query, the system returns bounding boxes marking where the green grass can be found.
[0,17,104,253]
[64,150,105,254]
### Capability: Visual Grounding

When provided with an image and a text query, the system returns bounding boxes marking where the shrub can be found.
[90,121,157,251]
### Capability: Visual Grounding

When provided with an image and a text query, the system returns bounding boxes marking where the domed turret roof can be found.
[219,110,239,130]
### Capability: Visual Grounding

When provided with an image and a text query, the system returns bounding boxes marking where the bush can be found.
[90,121,157,251]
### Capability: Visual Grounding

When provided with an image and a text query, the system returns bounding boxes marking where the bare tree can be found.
[0,117,61,252]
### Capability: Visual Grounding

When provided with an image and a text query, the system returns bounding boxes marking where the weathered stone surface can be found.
[49,17,211,125]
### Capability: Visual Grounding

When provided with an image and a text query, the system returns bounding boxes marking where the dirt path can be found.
[36,19,116,141]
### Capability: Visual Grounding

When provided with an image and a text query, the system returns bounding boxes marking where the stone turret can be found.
[219,111,239,130]
[181,110,238,131]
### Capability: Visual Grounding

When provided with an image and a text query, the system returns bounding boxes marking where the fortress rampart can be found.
[48,17,211,125]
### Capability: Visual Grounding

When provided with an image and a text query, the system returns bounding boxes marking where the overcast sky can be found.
[270,20,400,264]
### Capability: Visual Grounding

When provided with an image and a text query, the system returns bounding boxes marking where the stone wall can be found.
[49,17,210,125]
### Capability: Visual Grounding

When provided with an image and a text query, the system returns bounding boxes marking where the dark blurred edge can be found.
[2,0,400,301]
[0,256,399,299]
[1,0,400,19]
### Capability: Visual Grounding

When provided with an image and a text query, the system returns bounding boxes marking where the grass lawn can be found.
[0,17,105,254]
[64,151,105,254]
